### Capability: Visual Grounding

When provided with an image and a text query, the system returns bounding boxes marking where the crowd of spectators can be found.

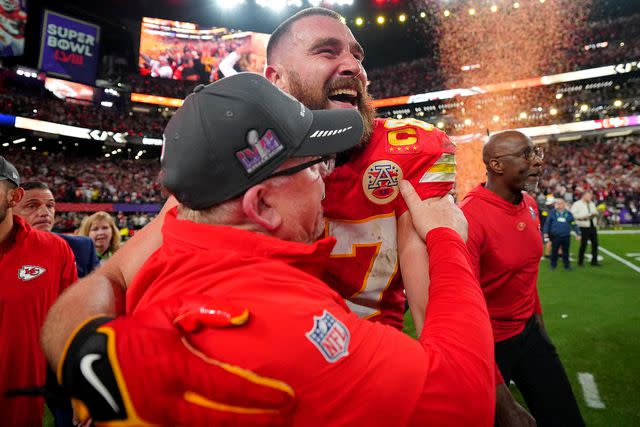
[54,211,156,235]
[369,13,640,99]
[538,135,640,226]
[7,148,163,204]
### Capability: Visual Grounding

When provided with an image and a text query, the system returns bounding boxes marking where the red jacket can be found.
[0,216,77,426]
[125,208,494,426]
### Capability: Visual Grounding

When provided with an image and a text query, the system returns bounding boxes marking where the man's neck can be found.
[0,213,15,249]
[484,179,522,205]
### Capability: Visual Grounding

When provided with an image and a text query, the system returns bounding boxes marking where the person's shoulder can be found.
[57,233,93,246]
[25,228,72,254]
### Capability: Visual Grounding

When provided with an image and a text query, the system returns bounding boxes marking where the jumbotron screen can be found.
[138,17,269,83]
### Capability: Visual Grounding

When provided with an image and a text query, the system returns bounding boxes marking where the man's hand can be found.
[495,382,536,427]
[59,304,295,426]
[399,180,468,241]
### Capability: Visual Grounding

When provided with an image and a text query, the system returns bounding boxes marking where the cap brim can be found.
[294,108,364,157]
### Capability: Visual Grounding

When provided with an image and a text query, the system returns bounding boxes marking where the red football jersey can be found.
[322,118,456,329]
[0,216,77,426]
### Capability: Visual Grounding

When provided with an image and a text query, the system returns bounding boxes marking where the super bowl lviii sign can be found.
[38,10,100,85]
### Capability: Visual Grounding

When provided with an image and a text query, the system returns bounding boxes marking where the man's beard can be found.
[286,70,376,147]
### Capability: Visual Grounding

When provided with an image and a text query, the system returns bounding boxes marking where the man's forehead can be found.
[289,15,362,50]
[23,189,54,201]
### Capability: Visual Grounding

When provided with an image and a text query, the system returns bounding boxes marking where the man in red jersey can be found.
[460,130,585,427]
[0,156,77,426]
[51,72,494,426]
[264,8,456,329]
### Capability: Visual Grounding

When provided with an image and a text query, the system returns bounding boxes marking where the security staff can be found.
[543,198,581,270]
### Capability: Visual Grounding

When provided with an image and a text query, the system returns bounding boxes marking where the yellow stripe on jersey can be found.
[419,153,456,183]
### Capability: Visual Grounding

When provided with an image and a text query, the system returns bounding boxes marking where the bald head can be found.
[483,130,532,166]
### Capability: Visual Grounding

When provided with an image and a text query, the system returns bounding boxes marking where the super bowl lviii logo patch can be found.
[306,310,350,363]
[363,160,403,205]
[18,265,47,281]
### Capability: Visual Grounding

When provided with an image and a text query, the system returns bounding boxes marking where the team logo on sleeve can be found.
[306,310,350,363]
[18,265,47,281]
[362,160,403,205]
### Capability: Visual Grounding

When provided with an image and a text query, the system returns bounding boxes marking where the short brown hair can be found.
[267,7,343,64]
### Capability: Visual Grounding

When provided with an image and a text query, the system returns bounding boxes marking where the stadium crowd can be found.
[538,135,640,226]
[369,13,640,99]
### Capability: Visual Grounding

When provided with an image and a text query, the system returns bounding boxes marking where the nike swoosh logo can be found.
[80,354,120,413]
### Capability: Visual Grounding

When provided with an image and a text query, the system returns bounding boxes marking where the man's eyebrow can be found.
[308,37,342,51]
[308,37,365,57]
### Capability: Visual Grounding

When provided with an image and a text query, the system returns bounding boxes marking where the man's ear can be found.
[8,187,24,207]
[264,65,286,91]
[241,184,282,231]
[489,159,504,175]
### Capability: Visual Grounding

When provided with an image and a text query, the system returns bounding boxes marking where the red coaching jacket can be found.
[125,208,494,426]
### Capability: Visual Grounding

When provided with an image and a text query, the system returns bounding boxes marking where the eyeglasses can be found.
[494,146,544,162]
[269,155,336,179]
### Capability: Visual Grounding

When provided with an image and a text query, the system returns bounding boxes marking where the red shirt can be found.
[323,118,456,329]
[125,208,494,426]
[0,216,77,426]
[460,185,543,342]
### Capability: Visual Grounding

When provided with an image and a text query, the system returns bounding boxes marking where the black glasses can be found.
[269,155,335,179]
[494,146,544,161]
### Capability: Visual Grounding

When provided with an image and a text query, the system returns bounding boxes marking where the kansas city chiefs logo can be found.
[18,265,47,281]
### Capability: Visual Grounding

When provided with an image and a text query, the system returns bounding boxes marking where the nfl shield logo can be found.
[306,310,350,363]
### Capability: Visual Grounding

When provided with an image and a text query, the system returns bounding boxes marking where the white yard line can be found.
[599,230,640,235]
[600,246,640,274]
[577,373,606,409]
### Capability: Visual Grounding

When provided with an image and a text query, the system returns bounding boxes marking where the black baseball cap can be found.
[0,155,20,187]
[161,72,364,209]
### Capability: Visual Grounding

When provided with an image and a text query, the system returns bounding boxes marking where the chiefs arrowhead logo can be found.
[18,265,47,282]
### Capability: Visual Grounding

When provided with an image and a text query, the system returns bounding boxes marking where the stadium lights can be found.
[519,112,528,119]
[31,146,36,151]
[613,100,623,107]
[376,15,385,25]
[398,14,406,23]
[420,11,426,18]
[255,0,300,12]
[437,121,445,129]
[468,8,475,16]
[550,107,558,115]
[539,0,545,3]
[491,5,498,12]
[492,115,500,122]
[580,104,589,112]
[513,2,520,9]
[464,118,472,125]
[216,0,245,9]
[13,138,25,144]
[2,143,8,147]
[355,17,364,26]
[444,10,451,17]
[620,42,625,47]
[555,93,563,99]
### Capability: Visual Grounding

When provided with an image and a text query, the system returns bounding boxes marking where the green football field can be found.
[44,232,639,426]
[404,231,640,426]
